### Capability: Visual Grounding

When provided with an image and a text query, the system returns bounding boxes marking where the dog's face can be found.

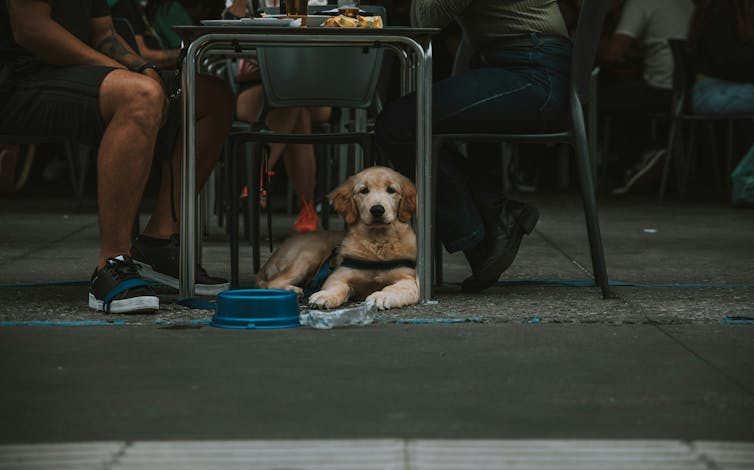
[330,167,417,226]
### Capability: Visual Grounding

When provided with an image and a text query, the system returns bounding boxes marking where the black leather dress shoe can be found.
[461,200,539,292]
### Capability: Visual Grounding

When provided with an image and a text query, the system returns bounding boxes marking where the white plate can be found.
[200,18,295,27]
[314,7,370,15]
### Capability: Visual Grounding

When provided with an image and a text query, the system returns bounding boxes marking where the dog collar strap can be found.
[340,256,416,271]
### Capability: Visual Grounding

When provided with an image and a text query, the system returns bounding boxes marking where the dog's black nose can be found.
[370,205,385,217]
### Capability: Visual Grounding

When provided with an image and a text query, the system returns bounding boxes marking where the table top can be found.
[173,25,440,42]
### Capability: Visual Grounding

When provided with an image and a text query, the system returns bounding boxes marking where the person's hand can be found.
[734,0,754,44]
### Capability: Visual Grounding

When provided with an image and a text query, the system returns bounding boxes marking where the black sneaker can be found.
[89,255,159,313]
[611,149,666,195]
[131,234,230,296]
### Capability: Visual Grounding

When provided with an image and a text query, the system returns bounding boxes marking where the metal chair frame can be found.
[660,38,754,201]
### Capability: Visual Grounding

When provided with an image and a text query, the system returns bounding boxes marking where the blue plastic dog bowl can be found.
[211,289,300,329]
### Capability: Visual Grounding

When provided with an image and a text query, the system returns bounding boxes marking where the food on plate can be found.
[324,14,383,28]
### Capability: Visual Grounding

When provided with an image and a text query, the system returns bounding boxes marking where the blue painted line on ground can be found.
[722,316,754,325]
[0,280,90,288]
[175,298,217,310]
[381,317,483,325]
[0,320,128,327]
[154,319,212,326]
[3,279,754,290]
[0,319,213,327]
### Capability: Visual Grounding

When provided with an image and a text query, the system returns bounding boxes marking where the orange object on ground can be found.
[293,200,319,233]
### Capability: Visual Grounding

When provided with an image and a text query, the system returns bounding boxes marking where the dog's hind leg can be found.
[263,266,310,296]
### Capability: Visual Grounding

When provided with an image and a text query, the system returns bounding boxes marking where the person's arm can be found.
[598,33,635,63]
[597,0,645,64]
[90,15,150,71]
[410,0,472,29]
[7,0,125,68]
[133,35,179,69]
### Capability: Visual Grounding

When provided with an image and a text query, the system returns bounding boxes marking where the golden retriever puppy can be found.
[310,166,418,310]
[256,166,419,310]
[256,230,344,296]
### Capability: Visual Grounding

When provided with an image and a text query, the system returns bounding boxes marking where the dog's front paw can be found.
[308,291,345,309]
[365,291,394,310]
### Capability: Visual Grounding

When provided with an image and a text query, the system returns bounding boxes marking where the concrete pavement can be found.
[0,192,752,468]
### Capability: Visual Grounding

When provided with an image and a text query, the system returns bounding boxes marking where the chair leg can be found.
[250,147,262,274]
[317,143,330,230]
[434,237,444,287]
[74,145,90,212]
[659,117,680,202]
[430,137,443,292]
[706,122,723,191]
[600,116,612,191]
[726,120,735,187]
[501,143,513,195]
[64,143,90,212]
[572,100,611,298]
[557,144,570,189]
[679,120,698,199]
[243,144,253,243]
[230,139,240,288]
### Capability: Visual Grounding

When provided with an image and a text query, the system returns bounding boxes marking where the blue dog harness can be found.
[303,248,416,297]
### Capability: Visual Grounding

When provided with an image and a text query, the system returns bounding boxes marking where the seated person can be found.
[0,0,234,313]
[223,0,332,233]
[597,0,695,194]
[376,0,570,293]
[688,0,754,115]
[109,0,179,69]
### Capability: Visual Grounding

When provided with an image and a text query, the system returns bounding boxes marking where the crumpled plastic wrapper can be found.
[299,302,377,329]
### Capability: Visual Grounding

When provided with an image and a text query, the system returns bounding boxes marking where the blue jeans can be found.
[692,76,754,115]
[375,33,571,252]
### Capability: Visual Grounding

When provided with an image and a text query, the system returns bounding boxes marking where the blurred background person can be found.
[598,0,694,195]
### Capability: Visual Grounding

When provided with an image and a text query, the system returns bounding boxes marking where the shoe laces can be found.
[105,255,140,281]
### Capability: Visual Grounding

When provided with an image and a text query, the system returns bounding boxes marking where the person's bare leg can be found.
[309,106,332,125]
[142,75,234,238]
[235,84,302,168]
[283,107,316,203]
[97,70,166,268]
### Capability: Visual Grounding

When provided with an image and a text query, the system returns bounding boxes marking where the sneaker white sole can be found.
[88,293,159,313]
[134,261,230,296]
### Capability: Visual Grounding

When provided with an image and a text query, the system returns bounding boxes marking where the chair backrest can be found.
[570,0,610,102]
[257,47,383,108]
[667,38,692,116]
[256,5,387,108]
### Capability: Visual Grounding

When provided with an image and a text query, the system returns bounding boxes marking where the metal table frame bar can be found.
[180,31,434,303]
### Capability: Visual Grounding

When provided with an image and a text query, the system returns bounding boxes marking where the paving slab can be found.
[2,439,754,469]
[1,324,752,443]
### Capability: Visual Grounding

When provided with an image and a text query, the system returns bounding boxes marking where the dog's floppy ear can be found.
[398,176,417,223]
[330,177,359,225]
